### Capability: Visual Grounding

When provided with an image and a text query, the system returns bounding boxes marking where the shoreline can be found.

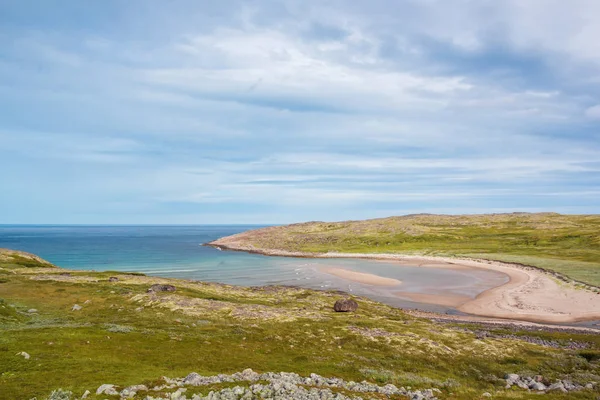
[206,242,600,325]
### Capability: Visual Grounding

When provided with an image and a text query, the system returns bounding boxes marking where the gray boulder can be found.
[546,381,567,393]
[120,384,147,398]
[184,372,203,386]
[96,384,118,396]
[529,381,546,391]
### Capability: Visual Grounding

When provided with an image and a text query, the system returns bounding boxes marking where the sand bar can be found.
[320,266,402,286]
[394,291,473,308]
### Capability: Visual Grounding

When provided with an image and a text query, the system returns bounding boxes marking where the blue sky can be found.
[1,0,599,224]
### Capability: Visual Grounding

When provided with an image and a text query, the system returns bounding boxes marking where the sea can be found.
[0,225,509,314]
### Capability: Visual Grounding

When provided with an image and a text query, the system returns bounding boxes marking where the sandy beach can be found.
[208,240,600,324]
[322,254,600,323]
[320,253,600,323]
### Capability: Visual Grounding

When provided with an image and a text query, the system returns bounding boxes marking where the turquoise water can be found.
[0,225,508,314]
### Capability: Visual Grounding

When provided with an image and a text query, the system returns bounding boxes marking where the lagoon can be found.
[0,225,508,314]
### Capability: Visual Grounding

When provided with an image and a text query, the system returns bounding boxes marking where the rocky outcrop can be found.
[504,373,596,393]
[84,369,440,400]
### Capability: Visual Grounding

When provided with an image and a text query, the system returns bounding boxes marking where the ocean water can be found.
[0,225,508,314]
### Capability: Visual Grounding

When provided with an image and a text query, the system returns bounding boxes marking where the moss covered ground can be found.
[1,249,600,399]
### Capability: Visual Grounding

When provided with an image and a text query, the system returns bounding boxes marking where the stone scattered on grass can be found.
[16,351,30,360]
[504,374,595,393]
[148,284,177,293]
[27,308,38,313]
[102,369,440,400]
[96,384,118,396]
[108,276,119,282]
[333,298,358,312]
[120,384,148,398]
[71,304,82,311]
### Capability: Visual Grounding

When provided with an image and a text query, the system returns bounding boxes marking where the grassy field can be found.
[1,249,600,399]
[214,213,600,286]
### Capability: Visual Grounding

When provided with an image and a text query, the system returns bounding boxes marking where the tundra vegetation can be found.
[1,248,600,399]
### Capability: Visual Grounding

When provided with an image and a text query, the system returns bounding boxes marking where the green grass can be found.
[1,249,600,399]
[217,213,600,286]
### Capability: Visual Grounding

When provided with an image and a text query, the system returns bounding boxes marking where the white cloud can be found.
[585,104,600,119]
[1,1,600,222]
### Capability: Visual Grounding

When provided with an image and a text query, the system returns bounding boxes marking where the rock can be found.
[148,284,177,293]
[482,392,492,397]
[184,372,204,386]
[120,384,148,398]
[515,380,529,390]
[378,384,399,395]
[96,384,118,396]
[238,368,260,382]
[16,351,30,360]
[72,304,82,311]
[504,373,520,388]
[333,298,358,312]
[27,308,38,313]
[170,388,187,400]
[529,381,546,391]
[108,276,119,282]
[546,381,567,393]
[80,389,90,399]
[411,392,425,400]
[504,373,519,382]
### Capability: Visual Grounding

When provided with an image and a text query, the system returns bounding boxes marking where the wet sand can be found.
[320,266,402,286]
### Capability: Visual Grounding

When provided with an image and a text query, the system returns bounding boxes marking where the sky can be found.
[1,0,599,224]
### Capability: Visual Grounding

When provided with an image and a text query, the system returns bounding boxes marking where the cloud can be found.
[585,104,600,120]
[0,0,599,223]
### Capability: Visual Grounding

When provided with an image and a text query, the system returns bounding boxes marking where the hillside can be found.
[208,213,600,286]
[1,248,600,399]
